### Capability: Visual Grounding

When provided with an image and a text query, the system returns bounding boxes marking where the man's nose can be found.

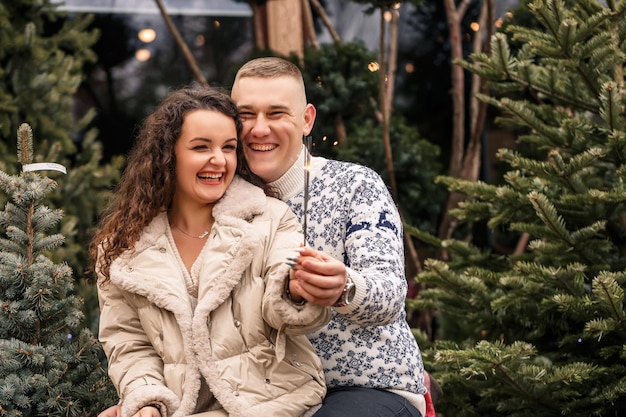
[250,115,270,136]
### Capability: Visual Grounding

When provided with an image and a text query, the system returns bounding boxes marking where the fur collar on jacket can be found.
[131,175,266,253]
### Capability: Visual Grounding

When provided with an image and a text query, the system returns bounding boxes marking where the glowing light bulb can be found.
[135,49,151,62]
[138,28,156,43]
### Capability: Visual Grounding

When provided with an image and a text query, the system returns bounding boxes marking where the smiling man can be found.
[230,57,427,417]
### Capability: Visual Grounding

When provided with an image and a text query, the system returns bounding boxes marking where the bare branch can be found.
[458,0,473,16]
[438,0,495,244]
[309,0,341,43]
[153,0,208,87]
[302,0,320,50]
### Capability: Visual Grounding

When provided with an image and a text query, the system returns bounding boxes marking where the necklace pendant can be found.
[198,230,209,239]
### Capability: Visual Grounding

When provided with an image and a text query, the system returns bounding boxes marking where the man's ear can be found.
[303,103,317,135]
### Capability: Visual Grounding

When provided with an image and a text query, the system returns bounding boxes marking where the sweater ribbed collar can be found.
[267,148,305,201]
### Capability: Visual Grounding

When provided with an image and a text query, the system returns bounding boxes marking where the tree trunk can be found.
[379,6,423,276]
[250,1,266,50]
[266,0,304,57]
[379,8,397,208]
[301,0,319,50]
[436,0,467,247]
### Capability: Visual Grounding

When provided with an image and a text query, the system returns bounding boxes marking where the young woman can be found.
[91,87,328,417]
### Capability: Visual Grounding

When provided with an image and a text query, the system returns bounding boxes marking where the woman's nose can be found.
[209,150,226,166]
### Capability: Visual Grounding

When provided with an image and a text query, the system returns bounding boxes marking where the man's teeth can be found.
[250,144,276,151]
[198,174,222,180]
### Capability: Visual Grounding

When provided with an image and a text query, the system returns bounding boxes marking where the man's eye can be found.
[239,112,255,118]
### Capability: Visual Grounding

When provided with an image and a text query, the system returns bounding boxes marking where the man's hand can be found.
[290,246,348,306]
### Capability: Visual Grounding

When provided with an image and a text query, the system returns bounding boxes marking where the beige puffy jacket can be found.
[98,177,329,417]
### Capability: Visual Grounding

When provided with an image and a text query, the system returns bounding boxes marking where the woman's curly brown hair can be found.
[89,86,268,284]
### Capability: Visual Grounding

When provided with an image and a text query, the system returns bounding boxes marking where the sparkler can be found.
[303,135,312,246]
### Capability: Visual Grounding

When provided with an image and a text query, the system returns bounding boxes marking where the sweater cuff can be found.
[332,267,365,313]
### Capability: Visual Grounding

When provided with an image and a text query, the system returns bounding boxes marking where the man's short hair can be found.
[235,57,302,80]
[233,57,308,107]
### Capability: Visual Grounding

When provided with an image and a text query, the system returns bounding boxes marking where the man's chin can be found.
[245,149,273,165]
[245,162,272,181]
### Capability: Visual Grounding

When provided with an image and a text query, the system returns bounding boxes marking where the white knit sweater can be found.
[268,149,427,416]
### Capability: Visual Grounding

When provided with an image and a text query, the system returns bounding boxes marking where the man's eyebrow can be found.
[237,104,289,111]
[268,104,289,111]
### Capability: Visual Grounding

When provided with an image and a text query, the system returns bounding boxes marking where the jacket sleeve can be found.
[260,201,331,335]
[332,167,408,326]
[97,279,180,417]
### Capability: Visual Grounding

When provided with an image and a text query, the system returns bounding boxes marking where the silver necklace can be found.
[172,223,209,239]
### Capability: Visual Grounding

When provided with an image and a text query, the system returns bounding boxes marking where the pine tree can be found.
[408,1,626,416]
[0,0,123,280]
[0,124,116,416]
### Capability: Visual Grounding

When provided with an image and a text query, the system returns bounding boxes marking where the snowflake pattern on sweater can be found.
[270,151,426,397]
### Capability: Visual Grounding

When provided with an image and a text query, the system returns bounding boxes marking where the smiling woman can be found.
[172,111,237,210]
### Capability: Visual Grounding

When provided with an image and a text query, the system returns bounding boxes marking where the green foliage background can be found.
[0,1,123,283]
[409,0,626,415]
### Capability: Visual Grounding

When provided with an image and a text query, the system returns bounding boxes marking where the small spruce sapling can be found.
[0,124,115,416]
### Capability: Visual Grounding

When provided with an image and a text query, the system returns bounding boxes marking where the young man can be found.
[231,57,427,417]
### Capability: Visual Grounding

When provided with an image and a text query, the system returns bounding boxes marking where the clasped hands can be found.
[287,246,347,306]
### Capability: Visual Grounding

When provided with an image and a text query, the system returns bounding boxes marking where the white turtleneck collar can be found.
[267,148,306,201]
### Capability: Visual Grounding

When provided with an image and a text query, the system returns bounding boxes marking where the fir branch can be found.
[591,272,626,336]
[528,191,572,244]
[515,261,586,296]
[16,124,33,165]
[0,202,28,232]
[528,0,605,96]
[497,98,566,145]
[572,8,613,45]
[599,81,625,133]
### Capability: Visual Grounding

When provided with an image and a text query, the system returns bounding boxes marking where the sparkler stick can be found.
[303,135,312,246]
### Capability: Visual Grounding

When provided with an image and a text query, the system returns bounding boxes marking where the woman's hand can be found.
[131,405,161,417]
[98,405,121,417]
